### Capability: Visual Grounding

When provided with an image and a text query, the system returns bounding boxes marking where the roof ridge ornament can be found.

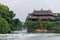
[34,9,36,11]
[41,8,43,11]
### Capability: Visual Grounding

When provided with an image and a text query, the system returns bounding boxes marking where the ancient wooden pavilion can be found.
[28,9,60,21]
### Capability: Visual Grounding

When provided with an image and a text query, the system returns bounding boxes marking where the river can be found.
[0,29,60,40]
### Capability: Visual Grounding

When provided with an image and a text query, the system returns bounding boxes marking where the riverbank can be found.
[27,29,60,33]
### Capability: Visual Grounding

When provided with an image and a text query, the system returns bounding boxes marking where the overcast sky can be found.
[0,0,60,22]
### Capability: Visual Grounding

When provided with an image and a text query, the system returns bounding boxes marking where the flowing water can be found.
[0,29,60,40]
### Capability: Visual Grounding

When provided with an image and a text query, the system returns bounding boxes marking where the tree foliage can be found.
[0,17,11,34]
[11,19,22,30]
[0,4,22,33]
[25,17,60,32]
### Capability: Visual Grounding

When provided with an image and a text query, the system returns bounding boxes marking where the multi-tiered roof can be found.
[28,9,57,21]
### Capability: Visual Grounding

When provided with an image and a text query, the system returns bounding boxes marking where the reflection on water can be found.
[0,30,60,40]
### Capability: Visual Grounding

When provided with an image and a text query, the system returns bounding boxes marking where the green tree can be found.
[0,4,15,23]
[0,17,11,34]
[11,19,22,30]
[0,4,22,33]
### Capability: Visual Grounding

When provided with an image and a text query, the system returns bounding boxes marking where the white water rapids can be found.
[0,29,60,40]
